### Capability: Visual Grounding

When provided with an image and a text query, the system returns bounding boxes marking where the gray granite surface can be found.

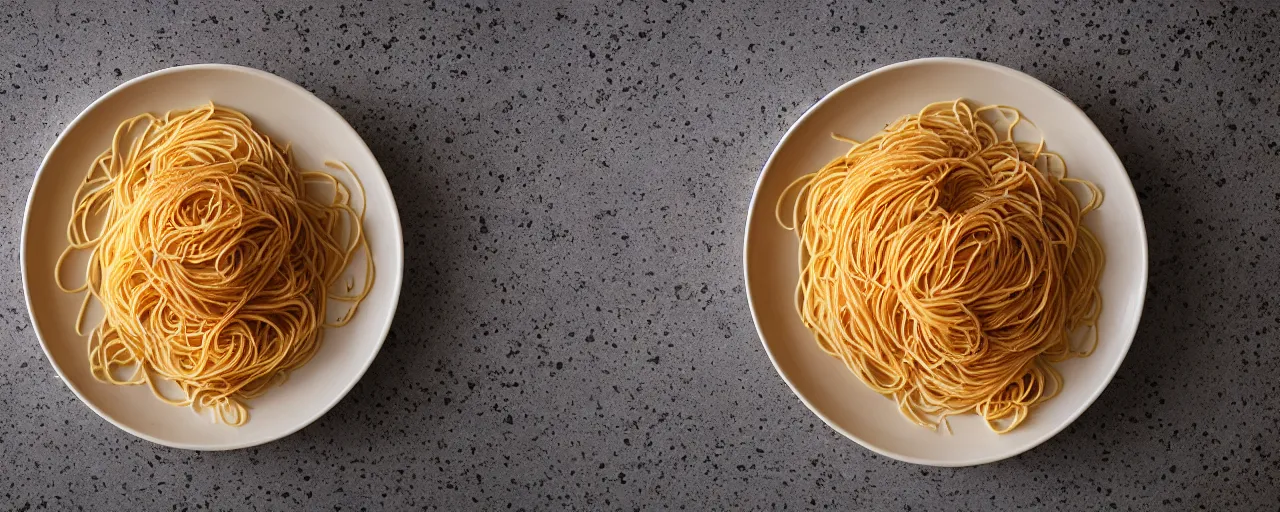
[3,0,1279,509]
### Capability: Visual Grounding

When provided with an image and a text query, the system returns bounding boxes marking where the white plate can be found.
[742,58,1148,466]
[21,64,404,450]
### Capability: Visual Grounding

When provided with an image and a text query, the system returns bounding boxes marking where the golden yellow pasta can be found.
[56,104,372,425]
[777,99,1103,433]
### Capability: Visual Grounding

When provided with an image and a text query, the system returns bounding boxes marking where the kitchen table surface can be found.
[3,0,1278,509]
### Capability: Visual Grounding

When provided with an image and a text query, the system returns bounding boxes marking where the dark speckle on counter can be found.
[3,0,1280,509]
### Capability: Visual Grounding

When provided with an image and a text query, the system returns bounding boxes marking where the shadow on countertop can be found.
[286,97,475,448]
[968,60,1264,481]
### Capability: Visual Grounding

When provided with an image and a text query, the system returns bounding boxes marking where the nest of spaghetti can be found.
[780,99,1104,433]
[57,104,371,425]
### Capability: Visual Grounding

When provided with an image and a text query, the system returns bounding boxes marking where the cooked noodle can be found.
[55,104,372,425]
[777,99,1103,433]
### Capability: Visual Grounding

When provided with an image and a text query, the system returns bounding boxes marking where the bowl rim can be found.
[20,63,405,451]
[740,56,1149,466]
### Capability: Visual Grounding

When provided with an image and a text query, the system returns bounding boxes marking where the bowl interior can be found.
[743,58,1147,466]
[23,65,404,449]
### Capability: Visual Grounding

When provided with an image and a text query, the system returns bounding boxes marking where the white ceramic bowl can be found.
[22,64,404,450]
[743,58,1148,466]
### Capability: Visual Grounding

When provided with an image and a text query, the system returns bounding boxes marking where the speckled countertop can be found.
[3,0,1279,509]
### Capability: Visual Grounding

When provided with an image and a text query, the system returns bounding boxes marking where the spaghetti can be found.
[55,104,372,425]
[778,99,1104,433]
